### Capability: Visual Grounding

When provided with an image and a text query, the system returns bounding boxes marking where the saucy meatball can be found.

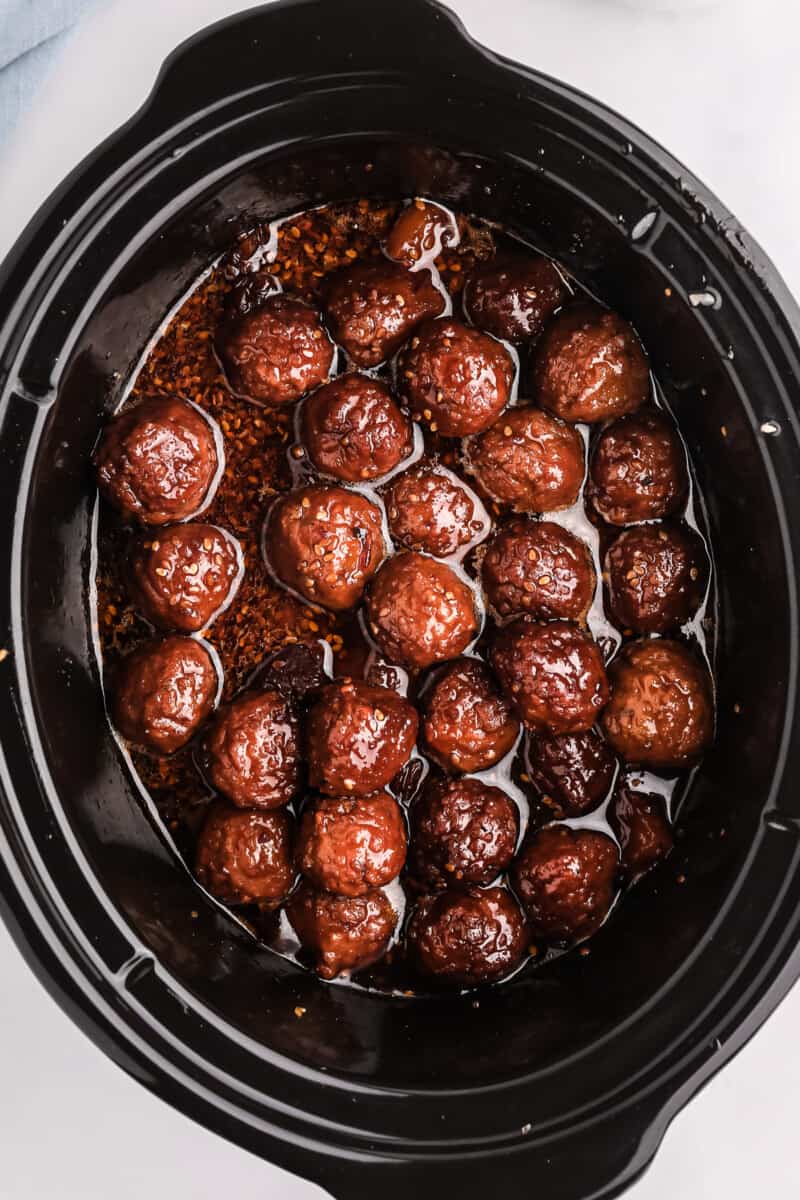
[604,522,709,634]
[195,804,294,906]
[301,373,413,482]
[297,792,407,896]
[201,688,299,809]
[511,825,619,942]
[463,254,568,345]
[398,317,515,437]
[609,784,674,881]
[601,639,714,769]
[129,523,242,633]
[464,407,584,513]
[524,729,617,817]
[305,679,418,797]
[421,659,519,773]
[286,882,397,979]
[323,259,444,367]
[481,517,595,622]
[533,303,650,424]
[385,198,459,267]
[111,635,218,754]
[365,552,478,670]
[407,886,528,986]
[94,395,221,526]
[217,294,333,406]
[266,484,385,610]
[587,409,689,525]
[383,462,483,559]
[491,618,609,734]
[407,777,519,889]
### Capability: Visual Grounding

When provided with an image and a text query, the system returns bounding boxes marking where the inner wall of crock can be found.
[23,139,789,1086]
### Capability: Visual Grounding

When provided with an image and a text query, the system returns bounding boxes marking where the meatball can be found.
[201,688,299,809]
[286,882,397,979]
[463,254,568,345]
[511,825,619,942]
[323,259,444,367]
[297,792,407,896]
[94,396,222,526]
[129,523,242,633]
[421,659,519,773]
[301,373,413,483]
[609,785,674,881]
[305,679,418,797]
[398,317,515,437]
[407,777,519,889]
[464,407,585,513]
[407,886,528,986]
[111,635,218,754]
[266,484,385,610]
[524,730,616,817]
[383,462,483,559]
[604,522,709,634]
[491,618,609,734]
[217,294,333,406]
[195,804,294,906]
[587,409,689,525]
[481,517,595,622]
[533,303,650,424]
[365,552,478,670]
[601,639,714,768]
[385,198,459,267]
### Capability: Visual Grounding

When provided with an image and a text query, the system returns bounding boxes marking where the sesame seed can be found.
[203,538,213,551]
[301,496,310,508]
[537,574,552,586]
[291,446,305,459]
[294,1006,306,1018]
[186,563,199,575]
[343,779,356,791]
[155,567,168,577]
[430,422,438,432]
[504,425,513,436]
[151,540,160,551]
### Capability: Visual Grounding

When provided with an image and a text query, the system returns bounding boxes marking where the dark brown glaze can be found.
[601,638,714,769]
[609,784,674,881]
[266,483,385,610]
[217,294,334,406]
[94,395,221,526]
[481,517,595,622]
[286,882,397,979]
[463,254,568,345]
[524,729,617,817]
[604,522,709,634]
[383,461,480,559]
[300,373,413,483]
[129,523,242,633]
[397,317,515,437]
[407,886,528,985]
[111,635,218,754]
[201,687,299,809]
[385,199,458,267]
[305,679,418,797]
[195,804,294,906]
[407,776,519,889]
[323,259,444,367]
[491,618,609,734]
[587,408,689,525]
[511,824,619,942]
[464,406,585,513]
[421,658,519,774]
[365,551,478,670]
[533,302,650,424]
[296,792,407,896]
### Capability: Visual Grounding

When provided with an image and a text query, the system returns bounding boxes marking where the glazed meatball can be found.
[129,523,242,633]
[491,618,609,734]
[398,317,515,436]
[481,517,595,622]
[286,882,397,979]
[407,886,528,986]
[463,254,568,345]
[385,198,459,267]
[94,396,221,526]
[383,462,484,559]
[464,407,585,513]
[323,259,444,367]
[609,784,674,881]
[601,639,714,768]
[301,373,413,483]
[201,688,299,809]
[604,522,709,634]
[421,659,519,773]
[217,294,333,406]
[195,804,294,906]
[533,303,650,424]
[524,729,616,817]
[305,680,418,797]
[511,825,619,942]
[297,792,407,896]
[266,484,385,610]
[407,777,519,889]
[587,409,689,525]
[111,635,218,754]
[365,552,478,670]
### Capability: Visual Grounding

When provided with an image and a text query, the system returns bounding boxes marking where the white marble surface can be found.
[2,0,800,1196]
